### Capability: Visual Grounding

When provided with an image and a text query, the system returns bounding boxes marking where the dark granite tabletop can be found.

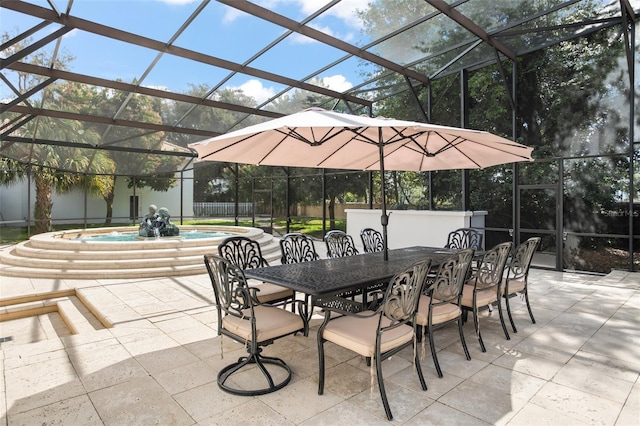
[244,246,457,296]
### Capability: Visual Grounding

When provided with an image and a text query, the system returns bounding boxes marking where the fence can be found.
[193,202,254,217]
[193,202,378,219]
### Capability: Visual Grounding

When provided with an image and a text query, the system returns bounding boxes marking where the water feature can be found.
[0,225,279,279]
[78,230,232,242]
[138,204,180,237]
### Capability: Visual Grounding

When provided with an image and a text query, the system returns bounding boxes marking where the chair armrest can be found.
[241,286,261,306]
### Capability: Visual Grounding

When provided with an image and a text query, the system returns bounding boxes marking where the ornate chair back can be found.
[445,228,483,251]
[204,253,251,329]
[381,257,432,322]
[280,233,319,264]
[474,241,512,291]
[324,230,359,258]
[508,237,541,282]
[431,249,475,304]
[218,235,295,308]
[217,236,268,270]
[360,227,384,253]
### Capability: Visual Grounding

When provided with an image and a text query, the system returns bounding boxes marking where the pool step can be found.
[0,226,281,279]
[0,291,107,345]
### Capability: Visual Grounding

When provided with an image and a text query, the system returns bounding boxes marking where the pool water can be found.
[79,231,231,242]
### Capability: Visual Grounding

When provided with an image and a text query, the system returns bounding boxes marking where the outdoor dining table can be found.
[244,246,458,314]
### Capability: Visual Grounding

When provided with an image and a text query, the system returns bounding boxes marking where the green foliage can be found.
[1,31,177,228]
[355,0,634,246]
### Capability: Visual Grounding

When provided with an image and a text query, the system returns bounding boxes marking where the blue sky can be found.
[1,0,374,103]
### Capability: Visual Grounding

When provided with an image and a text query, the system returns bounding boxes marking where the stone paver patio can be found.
[1,253,639,425]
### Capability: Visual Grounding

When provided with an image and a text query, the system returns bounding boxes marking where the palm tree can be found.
[2,115,116,233]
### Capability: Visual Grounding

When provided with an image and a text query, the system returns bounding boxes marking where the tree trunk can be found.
[103,176,116,225]
[34,173,53,234]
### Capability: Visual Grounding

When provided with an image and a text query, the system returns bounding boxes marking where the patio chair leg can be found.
[375,352,393,421]
[217,349,292,396]
[458,317,471,361]
[524,289,536,324]
[496,299,510,340]
[472,306,486,352]
[428,325,443,378]
[317,339,326,395]
[505,294,518,333]
[415,341,428,391]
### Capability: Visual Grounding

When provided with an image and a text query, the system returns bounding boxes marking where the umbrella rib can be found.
[465,138,534,159]
[431,131,530,156]
[379,127,432,170]
[316,126,423,169]
[199,132,260,160]
[286,126,348,146]
[428,131,532,169]
[255,129,296,164]
[429,135,484,169]
[314,127,376,167]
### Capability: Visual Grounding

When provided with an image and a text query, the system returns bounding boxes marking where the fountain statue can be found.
[139,205,180,237]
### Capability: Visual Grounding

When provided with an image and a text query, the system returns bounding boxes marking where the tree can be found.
[323,170,369,228]
[2,32,118,229]
[68,80,183,223]
[357,1,631,233]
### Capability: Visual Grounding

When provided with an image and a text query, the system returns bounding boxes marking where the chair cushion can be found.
[222,305,303,343]
[461,284,498,307]
[416,295,461,326]
[503,278,525,294]
[321,310,414,357]
[247,281,294,303]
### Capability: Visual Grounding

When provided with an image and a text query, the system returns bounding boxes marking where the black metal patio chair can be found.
[360,227,384,253]
[461,241,513,352]
[204,254,307,396]
[445,228,483,251]
[502,237,541,333]
[416,248,474,378]
[317,258,432,421]
[324,230,359,258]
[280,232,320,264]
[218,236,295,309]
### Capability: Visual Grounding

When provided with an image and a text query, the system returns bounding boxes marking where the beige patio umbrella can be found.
[190,107,534,259]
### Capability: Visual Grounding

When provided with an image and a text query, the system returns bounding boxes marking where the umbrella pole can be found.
[378,129,389,260]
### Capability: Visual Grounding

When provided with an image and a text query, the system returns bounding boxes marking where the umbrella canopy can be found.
[190,107,533,171]
[190,107,534,258]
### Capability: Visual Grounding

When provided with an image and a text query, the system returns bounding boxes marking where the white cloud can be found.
[222,7,246,24]
[144,85,170,92]
[297,0,368,29]
[232,79,276,104]
[289,23,354,44]
[62,28,78,39]
[320,75,352,92]
[222,0,367,30]
[230,75,351,106]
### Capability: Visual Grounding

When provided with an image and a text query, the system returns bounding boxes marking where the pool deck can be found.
[1,243,639,425]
